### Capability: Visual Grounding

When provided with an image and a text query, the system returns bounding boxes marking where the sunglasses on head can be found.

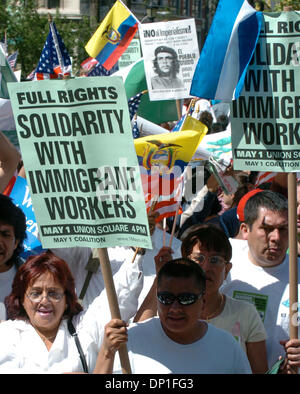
[157,291,203,306]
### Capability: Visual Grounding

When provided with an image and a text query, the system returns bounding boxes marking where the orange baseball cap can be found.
[237,189,263,222]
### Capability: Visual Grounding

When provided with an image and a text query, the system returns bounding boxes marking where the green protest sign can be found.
[231,11,300,172]
[118,39,141,69]
[8,76,152,250]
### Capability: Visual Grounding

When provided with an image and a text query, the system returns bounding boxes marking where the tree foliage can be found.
[249,0,300,11]
[1,0,299,79]
[273,0,300,11]
[1,0,94,79]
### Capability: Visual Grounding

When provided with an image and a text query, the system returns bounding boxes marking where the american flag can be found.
[128,91,145,121]
[171,114,185,132]
[171,99,196,132]
[132,114,140,139]
[34,22,72,80]
[7,51,18,70]
[80,57,99,72]
[88,61,118,77]
[26,68,37,80]
[254,171,276,187]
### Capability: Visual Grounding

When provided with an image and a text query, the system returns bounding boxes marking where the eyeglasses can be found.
[189,254,227,267]
[26,290,65,303]
[157,291,203,306]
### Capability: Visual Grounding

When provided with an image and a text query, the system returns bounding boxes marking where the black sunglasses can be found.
[157,291,203,306]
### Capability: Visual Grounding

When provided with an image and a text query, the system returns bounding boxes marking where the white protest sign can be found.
[139,19,199,101]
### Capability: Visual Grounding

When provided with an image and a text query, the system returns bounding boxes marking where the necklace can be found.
[38,332,57,343]
[204,294,225,322]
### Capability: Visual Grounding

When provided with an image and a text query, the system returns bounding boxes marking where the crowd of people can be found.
[0,100,300,374]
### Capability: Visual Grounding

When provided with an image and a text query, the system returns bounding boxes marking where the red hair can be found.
[5,250,82,320]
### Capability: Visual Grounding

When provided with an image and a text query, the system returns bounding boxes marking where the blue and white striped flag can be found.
[190,0,262,101]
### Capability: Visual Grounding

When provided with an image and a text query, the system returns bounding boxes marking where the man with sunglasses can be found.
[112,258,251,373]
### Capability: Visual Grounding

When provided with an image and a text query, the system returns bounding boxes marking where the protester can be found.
[0,250,132,373]
[0,194,145,325]
[112,258,252,373]
[0,130,21,194]
[151,46,184,90]
[181,224,268,373]
[0,194,27,321]
[222,190,300,373]
[134,224,268,373]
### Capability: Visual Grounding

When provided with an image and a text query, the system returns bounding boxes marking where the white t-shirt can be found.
[113,317,251,374]
[208,295,267,353]
[222,239,300,367]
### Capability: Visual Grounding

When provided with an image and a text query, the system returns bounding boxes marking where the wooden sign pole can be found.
[97,247,132,374]
[288,172,298,341]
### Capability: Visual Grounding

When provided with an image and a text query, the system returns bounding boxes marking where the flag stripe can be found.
[190,0,262,101]
[86,2,133,57]
[96,16,138,65]
[216,2,262,99]
[254,171,276,187]
[102,22,138,69]
[85,1,138,71]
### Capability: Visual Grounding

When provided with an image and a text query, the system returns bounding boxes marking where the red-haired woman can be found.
[0,250,128,373]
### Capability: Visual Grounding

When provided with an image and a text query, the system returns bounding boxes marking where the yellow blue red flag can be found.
[85,0,139,71]
[134,129,204,222]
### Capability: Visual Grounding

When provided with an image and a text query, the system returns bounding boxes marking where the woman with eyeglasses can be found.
[180,224,268,374]
[0,250,129,373]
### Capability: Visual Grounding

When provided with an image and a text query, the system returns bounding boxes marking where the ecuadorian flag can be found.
[134,129,206,222]
[85,0,139,71]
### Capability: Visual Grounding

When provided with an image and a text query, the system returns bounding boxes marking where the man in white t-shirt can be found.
[222,189,300,373]
[112,258,251,374]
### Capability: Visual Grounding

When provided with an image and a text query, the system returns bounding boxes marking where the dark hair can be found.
[230,184,252,209]
[244,190,288,229]
[211,122,223,134]
[153,46,180,77]
[157,258,206,294]
[5,250,82,320]
[199,111,213,133]
[181,223,232,262]
[216,114,229,130]
[0,194,27,266]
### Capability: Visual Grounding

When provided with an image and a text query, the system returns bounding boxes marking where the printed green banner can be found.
[118,39,141,69]
[8,76,152,249]
[231,11,300,172]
